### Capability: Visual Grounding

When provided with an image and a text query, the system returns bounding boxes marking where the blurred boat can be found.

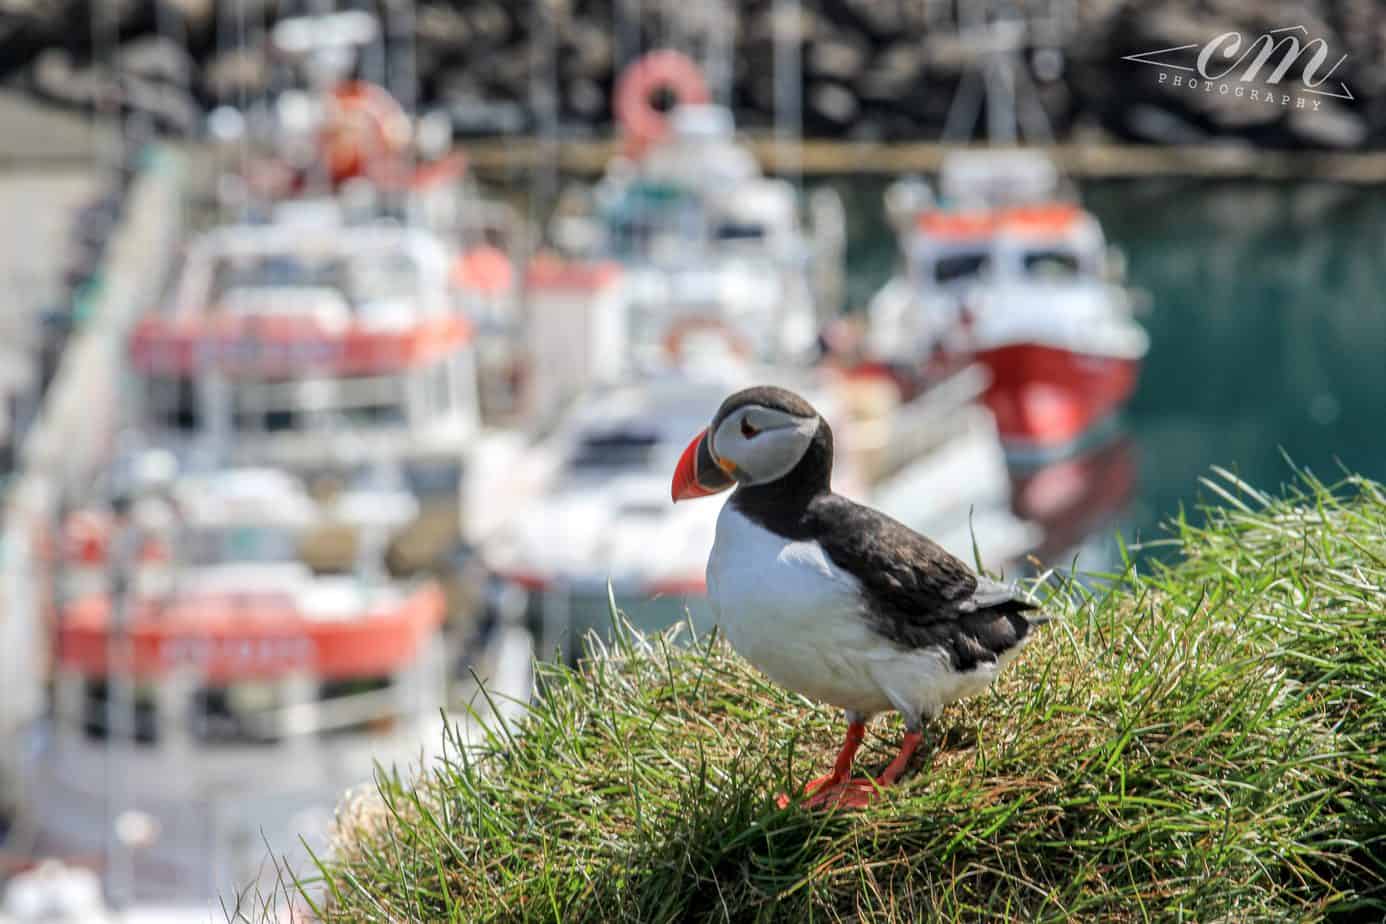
[532,55,844,401]
[8,456,514,904]
[121,218,514,707]
[468,361,1036,660]
[215,9,529,423]
[869,150,1148,456]
[130,220,480,476]
[10,456,532,901]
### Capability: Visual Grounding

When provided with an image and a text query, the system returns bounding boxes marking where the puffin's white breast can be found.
[706,502,1022,722]
[706,503,897,715]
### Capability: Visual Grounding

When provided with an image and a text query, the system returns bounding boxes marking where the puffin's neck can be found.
[729,418,832,533]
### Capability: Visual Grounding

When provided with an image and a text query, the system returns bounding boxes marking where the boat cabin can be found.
[129,224,481,472]
[906,203,1108,295]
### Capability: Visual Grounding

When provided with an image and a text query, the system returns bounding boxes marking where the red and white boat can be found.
[9,459,533,907]
[15,464,437,903]
[868,152,1148,455]
[211,9,527,423]
[129,222,481,476]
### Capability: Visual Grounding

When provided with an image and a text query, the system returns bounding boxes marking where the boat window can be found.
[567,428,660,471]
[208,249,423,310]
[334,375,409,426]
[192,682,282,746]
[212,255,346,299]
[232,381,300,433]
[610,217,657,257]
[226,375,409,431]
[339,403,407,427]
[317,675,395,737]
[183,526,300,566]
[348,251,425,305]
[714,221,766,242]
[1023,249,1083,278]
[144,375,199,432]
[81,679,160,745]
[934,252,990,284]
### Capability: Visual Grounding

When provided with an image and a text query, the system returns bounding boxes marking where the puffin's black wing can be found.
[806,494,1043,670]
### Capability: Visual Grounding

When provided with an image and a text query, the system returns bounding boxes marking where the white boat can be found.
[528,90,844,413]
[12,456,531,907]
[213,7,529,425]
[868,151,1148,456]
[129,221,482,478]
[468,360,1036,661]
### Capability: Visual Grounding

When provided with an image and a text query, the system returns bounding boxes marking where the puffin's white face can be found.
[709,404,820,487]
[672,387,824,503]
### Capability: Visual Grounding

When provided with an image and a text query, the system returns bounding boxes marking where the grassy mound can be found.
[281,470,1384,922]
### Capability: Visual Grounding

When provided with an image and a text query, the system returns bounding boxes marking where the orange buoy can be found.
[614,50,711,158]
[320,80,411,184]
[663,316,751,362]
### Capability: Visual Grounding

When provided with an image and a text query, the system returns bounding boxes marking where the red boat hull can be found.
[977,342,1141,450]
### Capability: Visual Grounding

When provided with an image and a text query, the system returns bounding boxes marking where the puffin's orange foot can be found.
[774,771,847,809]
[776,719,868,809]
[775,775,884,810]
[801,777,881,810]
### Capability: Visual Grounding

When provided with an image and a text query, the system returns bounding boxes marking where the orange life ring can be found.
[663,316,751,362]
[320,80,411,184]
[614,50,710,158]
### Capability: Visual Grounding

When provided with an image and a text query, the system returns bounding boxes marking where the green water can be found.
[830,176,1386,558]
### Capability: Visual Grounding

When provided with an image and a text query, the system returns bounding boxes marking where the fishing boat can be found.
[130,221,480,476]
[868,150,1148,456]
[536,51,844,391]
[10,456,529,905]
[211,8,527,424]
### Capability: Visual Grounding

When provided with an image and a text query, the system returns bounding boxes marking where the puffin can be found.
[671,385,1047,808]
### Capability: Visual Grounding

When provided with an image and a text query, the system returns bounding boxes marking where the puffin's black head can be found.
[672,386,830,502]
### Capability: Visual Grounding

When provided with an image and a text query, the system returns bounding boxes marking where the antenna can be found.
[772,0,802,184]
[938,0,1067,145]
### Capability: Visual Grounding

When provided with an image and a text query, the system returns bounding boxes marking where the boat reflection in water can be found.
[1009,432,1139,577]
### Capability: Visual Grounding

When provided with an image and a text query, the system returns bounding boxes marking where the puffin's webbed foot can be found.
[875,729,923,786]
[775,718,866,809]
[780,728,926,810]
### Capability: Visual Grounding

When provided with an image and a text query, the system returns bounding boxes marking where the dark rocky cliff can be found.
[1,0,1379,149]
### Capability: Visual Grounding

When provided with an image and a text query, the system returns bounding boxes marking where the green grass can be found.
[255,469,1384,922]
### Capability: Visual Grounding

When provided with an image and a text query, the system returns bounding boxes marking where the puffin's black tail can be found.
[953,578,1051,668]
[968,576,1050,623]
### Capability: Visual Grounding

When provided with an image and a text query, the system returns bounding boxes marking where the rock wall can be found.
[1,0,1380,149]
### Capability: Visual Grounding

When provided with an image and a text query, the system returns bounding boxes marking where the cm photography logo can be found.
[1123,25,1353,110]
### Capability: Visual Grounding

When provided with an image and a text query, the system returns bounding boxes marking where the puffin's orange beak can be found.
[671,428,737,502]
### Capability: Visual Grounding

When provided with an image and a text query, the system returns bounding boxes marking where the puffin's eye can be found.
[740,417,761,439]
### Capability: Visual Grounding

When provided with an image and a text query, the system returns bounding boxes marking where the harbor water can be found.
[833,175,1386,563]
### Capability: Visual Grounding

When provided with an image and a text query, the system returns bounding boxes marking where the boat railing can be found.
[56,678,424,744]
[841,363,992,484]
